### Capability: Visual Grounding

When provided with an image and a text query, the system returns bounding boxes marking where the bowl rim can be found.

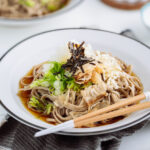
[0,27,150,135]
[0,0,83,23]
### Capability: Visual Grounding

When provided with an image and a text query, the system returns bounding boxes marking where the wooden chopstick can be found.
[75,101,150,127]
[74,93,146,124]
[34,92,150,137]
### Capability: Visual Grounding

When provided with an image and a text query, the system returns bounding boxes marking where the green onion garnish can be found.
[19,0,35,7]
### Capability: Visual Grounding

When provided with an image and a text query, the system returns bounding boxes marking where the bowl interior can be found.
[0,28,150,134]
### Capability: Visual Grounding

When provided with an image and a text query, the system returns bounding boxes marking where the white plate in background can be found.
[0,0,83,26]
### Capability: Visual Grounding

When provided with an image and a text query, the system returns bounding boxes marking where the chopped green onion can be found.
[64,71,72,77]
[29,97,53,115]
[53,80,65,95]
[41,0,50,5]
[29,61,90,95]
[45,103,53,115]
[19,0,35,7]
[47,4,58,11]
[29,97,45,110]
[30,79,50,88]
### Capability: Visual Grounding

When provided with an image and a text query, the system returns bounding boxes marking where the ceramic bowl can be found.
[0,28,150,135]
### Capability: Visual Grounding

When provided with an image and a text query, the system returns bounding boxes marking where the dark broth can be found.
[18,68,57,125]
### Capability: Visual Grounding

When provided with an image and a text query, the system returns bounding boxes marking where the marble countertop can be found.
[0,0,150,149]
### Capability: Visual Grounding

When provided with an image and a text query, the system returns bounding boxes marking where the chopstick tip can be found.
[34,132,40,138]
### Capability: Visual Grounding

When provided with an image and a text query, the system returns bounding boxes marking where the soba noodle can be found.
[0,0,69,19]
[18,41,143,127]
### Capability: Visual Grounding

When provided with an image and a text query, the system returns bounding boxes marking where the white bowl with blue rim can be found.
[1,28,150,136]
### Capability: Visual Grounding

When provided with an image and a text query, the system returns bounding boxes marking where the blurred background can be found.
[0,0,150,57]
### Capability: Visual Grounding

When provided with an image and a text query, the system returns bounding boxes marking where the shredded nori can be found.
[62,41,95,75]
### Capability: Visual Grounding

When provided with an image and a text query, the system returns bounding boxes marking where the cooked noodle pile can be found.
[0,0,69,19]
[18,41,143,127]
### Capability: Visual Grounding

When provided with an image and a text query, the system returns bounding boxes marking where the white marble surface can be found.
[0,0,150,149]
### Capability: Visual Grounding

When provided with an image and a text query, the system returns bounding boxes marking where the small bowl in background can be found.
[141,2,150,29]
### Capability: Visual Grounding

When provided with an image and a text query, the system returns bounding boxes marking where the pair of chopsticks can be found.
[34,91,150,137]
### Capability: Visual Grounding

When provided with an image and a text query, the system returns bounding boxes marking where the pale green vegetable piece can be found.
[41,0,50,4]
[47,4,58,11]
[30,61,85,95]
[19,0,35,7]
[29,97,45,110]
[53,80,64,95]
[45,103,53,115]
[30,80,50,88]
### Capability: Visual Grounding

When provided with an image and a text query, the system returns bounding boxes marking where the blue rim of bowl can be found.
[0,27,150,136]
[0,0,83,24]
[140,2,150,29]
